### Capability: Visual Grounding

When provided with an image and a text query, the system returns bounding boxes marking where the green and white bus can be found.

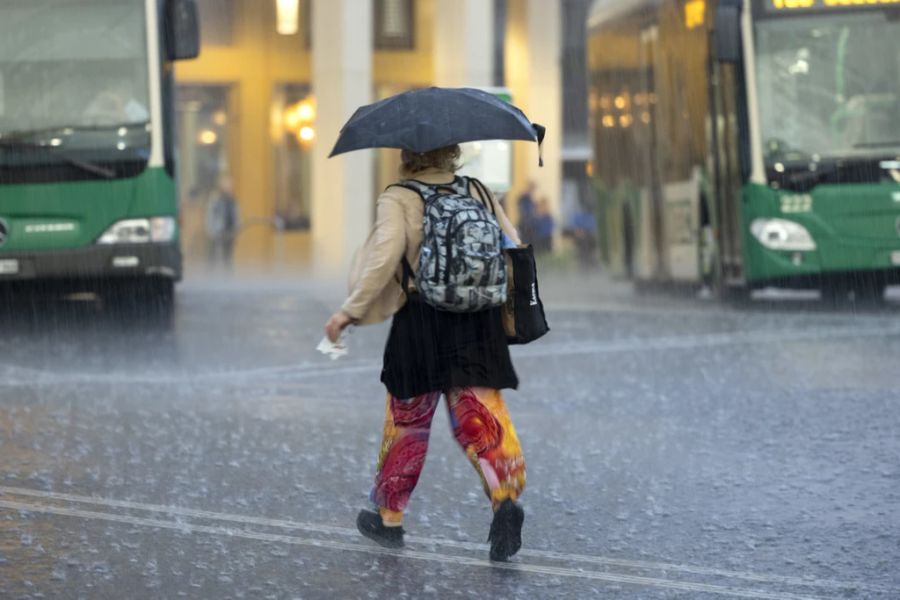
[588,0,900,299]
[0,0,198,311]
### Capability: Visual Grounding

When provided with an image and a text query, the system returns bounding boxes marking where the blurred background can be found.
[2,0,898,304]
[171,0,577,275]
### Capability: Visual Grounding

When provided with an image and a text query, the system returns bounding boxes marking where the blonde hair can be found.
[400,145,461,176]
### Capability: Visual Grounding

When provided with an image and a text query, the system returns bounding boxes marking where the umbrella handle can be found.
[533,123,546,167]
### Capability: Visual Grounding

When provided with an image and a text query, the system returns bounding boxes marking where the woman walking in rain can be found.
[324,144,527,562]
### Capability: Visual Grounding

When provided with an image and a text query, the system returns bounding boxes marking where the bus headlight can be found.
[750,218,816,252]
[150,217,177,243]
[97,217,176,244]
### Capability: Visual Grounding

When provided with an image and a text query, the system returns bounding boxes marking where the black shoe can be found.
[356,510,405,549]
[488,499,524,561]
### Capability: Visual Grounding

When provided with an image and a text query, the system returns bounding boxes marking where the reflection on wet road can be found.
[1,276,898,599]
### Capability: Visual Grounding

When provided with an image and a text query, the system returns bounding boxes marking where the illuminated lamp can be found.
[276,0,300,35]
[198,129,218,145]
[298,126,316,143]
[771,0,814,8]
[284,107,302,131]
[684,0,705,29]
[297,100,315,123]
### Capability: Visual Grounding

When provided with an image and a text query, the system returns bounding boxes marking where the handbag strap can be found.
[468,177,498,217]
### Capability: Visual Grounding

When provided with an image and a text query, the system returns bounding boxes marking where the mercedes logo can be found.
[0,218,8,248]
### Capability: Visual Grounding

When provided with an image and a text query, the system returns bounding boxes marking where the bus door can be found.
[708,1,748,288]
[638,25,667,281]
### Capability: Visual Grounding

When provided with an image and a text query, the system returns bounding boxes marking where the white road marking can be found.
[2,324,899,388]
[511,325,900,359]
[0,498,827,600]
[0,486,889,595]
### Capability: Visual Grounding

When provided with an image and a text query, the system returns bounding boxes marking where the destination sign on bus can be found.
[760,0,899,16]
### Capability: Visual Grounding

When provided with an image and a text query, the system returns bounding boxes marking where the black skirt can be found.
[381,293,519,400]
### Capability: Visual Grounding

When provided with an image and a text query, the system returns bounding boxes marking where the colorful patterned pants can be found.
[371,387,526,524]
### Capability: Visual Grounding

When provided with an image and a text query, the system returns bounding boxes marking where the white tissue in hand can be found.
[316,332,350,360]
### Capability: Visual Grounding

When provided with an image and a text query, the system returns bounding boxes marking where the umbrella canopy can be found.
[329,87,545,162]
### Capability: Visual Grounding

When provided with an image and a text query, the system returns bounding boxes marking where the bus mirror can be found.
[713,6,742,63]
[165,0,200,61]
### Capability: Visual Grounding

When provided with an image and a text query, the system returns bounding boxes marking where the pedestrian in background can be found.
[205,176,240,271]
[567,202,598,268]
[516,181,538,246]
[532,197,555,254]
[324,145,527,562]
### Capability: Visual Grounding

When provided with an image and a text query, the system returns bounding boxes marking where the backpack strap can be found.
[386,183,418,293]
[391,178,469,204]
[386,181,438,295]
[388,181,434,203]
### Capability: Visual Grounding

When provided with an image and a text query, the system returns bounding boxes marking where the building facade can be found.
[175,0,562,272]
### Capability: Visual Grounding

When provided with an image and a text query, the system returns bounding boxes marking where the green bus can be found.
[588,0,900,300]
[0,0,198,312]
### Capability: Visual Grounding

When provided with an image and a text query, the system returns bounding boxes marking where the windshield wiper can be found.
[768,158,891,191]
[0,139,115,179]
[854,141,900,149]
[763,138,814,164]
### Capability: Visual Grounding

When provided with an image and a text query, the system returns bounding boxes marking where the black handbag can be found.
[502,245,549,345]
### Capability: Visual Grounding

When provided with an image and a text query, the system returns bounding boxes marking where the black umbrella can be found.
[329,87,546,165]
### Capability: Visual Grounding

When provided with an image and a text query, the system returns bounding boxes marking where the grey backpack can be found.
[396,176,508,313]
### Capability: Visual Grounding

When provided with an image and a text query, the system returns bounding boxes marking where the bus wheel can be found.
[105,278,175,324]
[143,279,175,318]
[716,283,751,304]
[820,282,851,306]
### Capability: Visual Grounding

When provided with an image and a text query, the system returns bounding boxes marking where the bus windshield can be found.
[0,0,150,164]
[754,10,900,164]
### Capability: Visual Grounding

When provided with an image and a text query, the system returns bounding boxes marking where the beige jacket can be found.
[341,168,520,325]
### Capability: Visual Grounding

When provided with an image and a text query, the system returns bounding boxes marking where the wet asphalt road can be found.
[0,274,898,599]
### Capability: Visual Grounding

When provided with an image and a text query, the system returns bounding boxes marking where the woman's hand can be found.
[325,311,354,343]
